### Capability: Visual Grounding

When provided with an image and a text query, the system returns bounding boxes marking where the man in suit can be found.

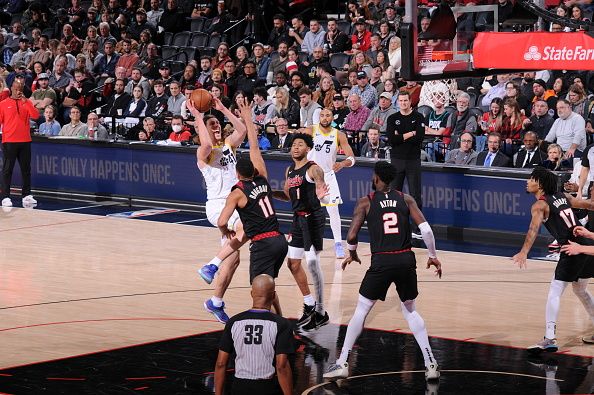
[476,132,512,167]
[445,132,478,165]
[513,131,546,168]
[269,117,294,150]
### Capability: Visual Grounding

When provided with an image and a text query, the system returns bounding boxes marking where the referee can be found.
[385,91,425,235]
[215,274,294,395]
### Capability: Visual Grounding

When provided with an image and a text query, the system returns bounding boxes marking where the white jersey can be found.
[307,125,339,172]
[198,143,238,201]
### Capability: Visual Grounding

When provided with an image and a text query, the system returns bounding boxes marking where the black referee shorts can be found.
[249,234,288,283]
[288,209,325,252]
[232,377,281,395]
[359,251,419,302]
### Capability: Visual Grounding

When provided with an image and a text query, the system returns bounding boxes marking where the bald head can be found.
[251,274,276,307]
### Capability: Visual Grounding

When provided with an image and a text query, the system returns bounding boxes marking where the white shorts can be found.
[322,171,342,206]
[205,199,241,231]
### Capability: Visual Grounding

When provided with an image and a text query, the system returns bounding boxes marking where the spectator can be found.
[344,93,370,134]
[298,87,322,128]
[532,79,558,116]
[362,92,396,134]
[125,68,150,100]
[8,71,33,98]
[124,85,147,117]
[250,43,271,82]
[223,60,239,98]
[84,112,109,140]
[166,81,185,115]
[273,87,299,127]
[54,43,76,72]
[314,75,336,109]
[503,80,531,116]
[137,116,166,141]
[350,71,377,110]
[137,43,161,80]
[288,71,305,102]
[10,38,33,69]
[302,47,328,89]
[81,9,99,36]
[378,21,395,49]
[212,43,232,71]
[443,92,477,149]
[38,105,61,136]
[360,125,386,158]
[243,128,271,150]
[30,73,56,114]
[351,18,371,53]
[167,114,191,142]
[331,94,349,130]
[97,22,117,54]
[301,19,326,55]
[500,98,526,145]
[545,99,587,159]
[269,42,289,78]
[61,24,83,55]
[94,41,120,78]
[552,77,569,100]
[158,0,184,34]
[115,39,138,78]
[4,22,26,55]
[513,131,546,168]
[234,46,249,70]
[236,61,263,96]
[348,51,373,78]
[48,57,72,94]
[287,15,308,48]
[523,99,555,140]
[399,80,421,108]
[146,0,163,28]
[365,34,383,64]
[270,117,294,149]
[445,132,478,165]
[104,78,131,116]
[196,59,212,89]
[268,71,289,104]
[475,132,512,167]
[424,95,451,161]
[480,97,504,134]
[59,105,86,136]
[28,35,51,71]
[145,79,168,118]
[267,14,290,49]
[83,38,100,72]
[324,17,352,54]
[480,74,509,108]
[568,83,591,119]
[252,88,275,129]
[130,8,155,41]
[542,143,566,170]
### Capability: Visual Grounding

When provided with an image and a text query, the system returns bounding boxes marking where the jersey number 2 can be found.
[560,208,577,228]
[244,324,263,345]
[259,196,275,218]
[382,213,399,234]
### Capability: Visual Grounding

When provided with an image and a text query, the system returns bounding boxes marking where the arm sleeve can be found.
[275,318,295,355]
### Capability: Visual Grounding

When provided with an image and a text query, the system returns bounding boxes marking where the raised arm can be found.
[187,100,213,166]
[342,196,369,270]
[511,200,547,268]
[333,131,355,172]
[238,98,267,178]
[212,97,247,148]
[404,193,442,278]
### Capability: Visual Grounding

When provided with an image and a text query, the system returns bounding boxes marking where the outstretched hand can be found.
[427,257,442,278]
[342,251,361,270]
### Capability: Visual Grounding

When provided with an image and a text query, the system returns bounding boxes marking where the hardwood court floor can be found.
[1,207,594,375]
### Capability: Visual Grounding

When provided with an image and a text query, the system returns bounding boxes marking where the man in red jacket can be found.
[0,81,40,208]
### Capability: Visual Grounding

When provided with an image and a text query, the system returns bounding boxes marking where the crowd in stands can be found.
[0,0,592,169]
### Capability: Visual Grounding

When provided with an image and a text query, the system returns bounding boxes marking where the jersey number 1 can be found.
[560,208,577,228]
[382,213,399,234]
[259,196,275,218]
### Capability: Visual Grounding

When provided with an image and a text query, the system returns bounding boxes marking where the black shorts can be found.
[288,209,325,252]
[359,251,419,302]
[232,377,281,395]
[249,234,288,283]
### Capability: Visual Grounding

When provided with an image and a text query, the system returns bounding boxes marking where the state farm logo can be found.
[524,46,542,61]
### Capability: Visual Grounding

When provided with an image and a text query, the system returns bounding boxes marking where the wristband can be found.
[345,156,355,167]
[347,243,358,251]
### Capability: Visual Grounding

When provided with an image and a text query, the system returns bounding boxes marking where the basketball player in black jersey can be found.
[513,167,594,353]
[273,132,332,333]
[324,161,442,381]
[217,100,288,314]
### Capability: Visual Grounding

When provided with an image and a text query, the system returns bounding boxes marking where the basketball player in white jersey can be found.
[305,108,356,258]
[188,98,247,324]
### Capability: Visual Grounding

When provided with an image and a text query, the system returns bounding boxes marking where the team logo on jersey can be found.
[315,140,333,153]
[219,148,237,167]
[287,174,304,188]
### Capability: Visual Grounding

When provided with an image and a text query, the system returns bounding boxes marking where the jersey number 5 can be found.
[560,208,577,228]
[382,213,399,234]
[259,196,275,218]
[244,324,263,345]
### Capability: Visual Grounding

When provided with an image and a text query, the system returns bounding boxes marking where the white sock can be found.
[545,279,569,339]
[337,295,375,365]
[573,278,594,325]
[402,299,436,367]
[326,205,343,243]
[305,247,324,313]
[208,257,222,268]
[210,296,223,307]
[304,294,315,307]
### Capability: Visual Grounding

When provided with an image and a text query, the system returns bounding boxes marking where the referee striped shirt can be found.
[219,309,294,380]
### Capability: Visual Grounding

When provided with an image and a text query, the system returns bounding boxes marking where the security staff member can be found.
[215,274,294,395]
[385,91,425,235]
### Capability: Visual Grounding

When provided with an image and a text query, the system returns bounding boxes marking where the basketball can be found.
[190,88,213,113]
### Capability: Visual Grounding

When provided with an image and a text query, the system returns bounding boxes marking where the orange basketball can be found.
[190,88,213,112]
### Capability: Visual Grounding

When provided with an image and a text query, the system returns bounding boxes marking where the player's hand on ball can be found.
[212,96,225,111]
[560,240,581,256]
[186,100,202,118]
[341,252,361,270]
[511,252,527,269]
[426,257,442,278]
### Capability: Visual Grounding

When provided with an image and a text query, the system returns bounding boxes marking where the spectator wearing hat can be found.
[115,39,139,78]
[301,19,326,55]
[285,61,299,77]
[362,92,396,134]
[157,62,174,88]
[10,38,33,69]
[130,8,156,41]
[287,16,308,48]
[532,79,558,117]
[324,17,352,54]
[350,71,377,110]
[81,7,99,36]
[30,73,56,115]
[250,43,271,82]
[351,18,372,54]
[7,67,33,98]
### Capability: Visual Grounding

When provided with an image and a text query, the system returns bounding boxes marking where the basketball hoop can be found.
[419,77,459,109]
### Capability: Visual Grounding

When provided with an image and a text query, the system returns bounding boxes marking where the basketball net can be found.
[418,78,459,109]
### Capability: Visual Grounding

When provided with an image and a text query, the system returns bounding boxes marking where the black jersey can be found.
[366,189,412,253]
[541,192,577,245]
[287,161,321,213]
[232,176,279,239]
